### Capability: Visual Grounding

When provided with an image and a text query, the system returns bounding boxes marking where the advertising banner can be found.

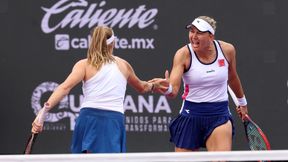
[0,0,287,154]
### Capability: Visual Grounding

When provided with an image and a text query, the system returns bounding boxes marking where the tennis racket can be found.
[228,86,271,151]
[23,133,38,154]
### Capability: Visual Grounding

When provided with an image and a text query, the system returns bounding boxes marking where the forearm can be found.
[45,84,71,110]
[229,75,248,109]
[228,75,245,98]
[136,81,154,94]
[165,70,182,98]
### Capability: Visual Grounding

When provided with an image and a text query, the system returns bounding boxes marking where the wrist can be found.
[164,84,173,95]
[37,103,49,124]
[43,102,51,111]
[237,95,247,106]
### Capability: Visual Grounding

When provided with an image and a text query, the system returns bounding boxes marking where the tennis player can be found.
[151,16,248,153]
[31,26,165,153]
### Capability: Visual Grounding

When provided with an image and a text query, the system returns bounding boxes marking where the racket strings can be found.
[246,123,268,150]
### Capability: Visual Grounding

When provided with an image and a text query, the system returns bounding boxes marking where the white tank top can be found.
[81,62,127,113]
[182,40,229,102]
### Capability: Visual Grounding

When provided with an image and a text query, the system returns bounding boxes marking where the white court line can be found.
[0,150,288,162]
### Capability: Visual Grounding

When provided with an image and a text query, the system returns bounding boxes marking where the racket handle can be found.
[24,133,38,154]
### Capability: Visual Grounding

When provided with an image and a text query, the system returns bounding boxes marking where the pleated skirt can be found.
[169,100,234,149]
[71,108,126,153]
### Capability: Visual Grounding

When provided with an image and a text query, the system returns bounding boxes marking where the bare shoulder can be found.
[114,56,131,78]
[74,58,87,69]
[114,56,127,64]
[114,56,130,68]
[218,40,236,61]
[175,45,189,58]
[173,45,190,70]
[218,40,235,52]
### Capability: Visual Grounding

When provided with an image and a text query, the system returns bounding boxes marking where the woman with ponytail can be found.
[31,26,164,153]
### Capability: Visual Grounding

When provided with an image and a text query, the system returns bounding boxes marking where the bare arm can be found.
[223,42,245,98]
[166,47,188,98]
[148,46,188,97]
[221,41,248,118]
[45,59,86,110]
[32,59,86,133]
[115,57,154,93]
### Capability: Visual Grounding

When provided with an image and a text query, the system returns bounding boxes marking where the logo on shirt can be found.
[206,69,215,73]
[218,59,225,67]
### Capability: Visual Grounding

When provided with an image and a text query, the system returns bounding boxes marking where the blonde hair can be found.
[198,16,217,32]
[87,26,115,70]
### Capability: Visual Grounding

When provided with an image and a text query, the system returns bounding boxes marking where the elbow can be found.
[58,84,72,95]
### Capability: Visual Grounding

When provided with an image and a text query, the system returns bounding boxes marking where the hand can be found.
[31,103,50,133]
[236,105,248,121]
[149,70,170,94]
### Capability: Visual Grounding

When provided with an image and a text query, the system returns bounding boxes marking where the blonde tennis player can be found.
[31,26,165,153]
[151,16,248,154]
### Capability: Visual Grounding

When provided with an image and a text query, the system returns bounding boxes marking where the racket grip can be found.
[24,133,38,154]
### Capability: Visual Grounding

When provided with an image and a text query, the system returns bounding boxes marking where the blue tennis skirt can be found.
[71,108,126,153]
[169,100,234,150]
